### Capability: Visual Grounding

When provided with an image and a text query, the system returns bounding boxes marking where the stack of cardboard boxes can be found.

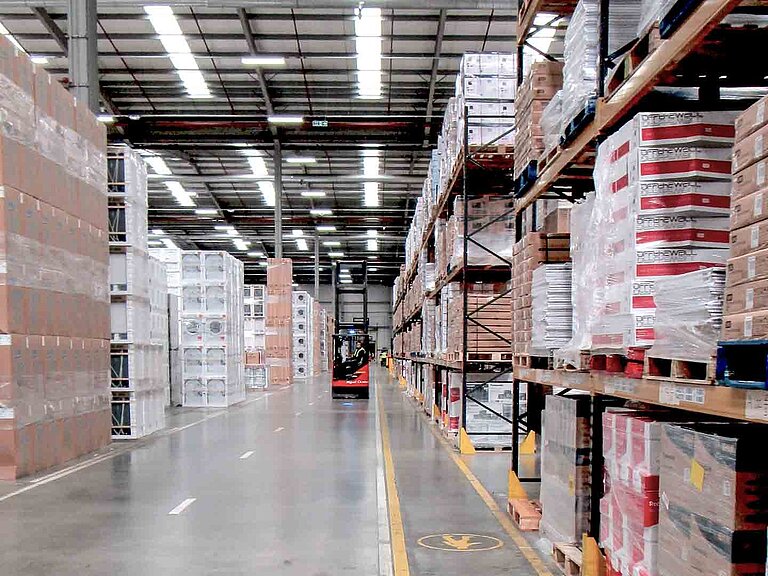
[540,394,593,544]
[512,232,571,357]
[108,145,169,439]
[514,60,563,179]
[0,37,111,480]
[724,96,768,339]
[266,259,292,386]
[658,423,768,576]
[585,112,735,353]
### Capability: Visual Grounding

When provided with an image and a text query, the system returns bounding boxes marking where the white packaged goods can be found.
[557,111,734,356]
[449,196,515,268]
[540,394,592,544]
[541,90,563,154]
[291,291,314,379]
[532,263,574,352]
[463,373,514,449]
[648,268,725,362]
[177,251,245,407]
[108,146,170,440]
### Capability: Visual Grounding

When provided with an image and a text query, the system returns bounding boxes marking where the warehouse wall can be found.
[297,284,393,352]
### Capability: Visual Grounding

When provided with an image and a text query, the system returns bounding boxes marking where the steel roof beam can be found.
[423,9,447,145]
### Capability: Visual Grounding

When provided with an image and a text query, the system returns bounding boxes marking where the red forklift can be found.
[331,261,371,400]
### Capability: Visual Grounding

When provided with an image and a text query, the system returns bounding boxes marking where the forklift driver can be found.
[334,338,369,380]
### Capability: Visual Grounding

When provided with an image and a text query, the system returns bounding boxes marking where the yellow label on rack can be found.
[568,474,575,496]
[690,459,705,491]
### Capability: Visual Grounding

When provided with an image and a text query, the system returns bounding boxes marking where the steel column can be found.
[67,0,99,114]
[314,232,320,300]
[274,140,283,258]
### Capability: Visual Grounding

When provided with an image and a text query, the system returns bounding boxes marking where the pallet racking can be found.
[508,0,768,570]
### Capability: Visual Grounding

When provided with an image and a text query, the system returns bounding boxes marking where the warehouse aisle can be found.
[0,370,547,576]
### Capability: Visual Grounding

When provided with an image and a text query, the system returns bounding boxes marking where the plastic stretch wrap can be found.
[541,394,592,544]
[463,372,514,449]
[648,268,725,362]
[449,196,515,268]
[658,424,768,576]
[177,251,245,407]
[541,90,563,154]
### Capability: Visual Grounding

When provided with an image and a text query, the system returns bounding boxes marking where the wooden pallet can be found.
[513,354,552,369]
[589,348,646,379]
[606,24,662,97]
[508,498,542,531]
[644,355,716,385]
[475,444,512,452]
[466,351,515,362]
[554,351,591,372]
[553,543,583,576]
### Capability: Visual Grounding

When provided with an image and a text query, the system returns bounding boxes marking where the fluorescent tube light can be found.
[340,278,353,284]
[215,225,235,231]
[310,209,333,216]
[364,181,379,207]
[301,191,326,198]
[259,181,275,207]
[145,156,172,175]
[286,156,317,164]
[369,267,379,272]
[144,6,182,35]
[233,239,250,251]
[296,239,309,251]
[323,241,341,247]
[268,115,304,124]
[367,230,378,237]
[367,239,378,251]
[97,115,115,123]
[247,251,264,258]
[30,56,48,64]
[242,56,286,66]
[328,252,344,258]
[316,225,336,232]
[164,181,195,207]
[291,229,304,237]
[151,228,165,236]
[195,208,218,215]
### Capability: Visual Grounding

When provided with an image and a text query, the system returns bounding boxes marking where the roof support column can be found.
[68,0,100,114]
[314,232,320,300]
[274,140,283,259]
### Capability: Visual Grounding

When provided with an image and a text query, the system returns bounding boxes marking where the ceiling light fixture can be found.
[215,225,235,231]
[247,251,264,258]
[310,209,333,216]
[144,5,212,99]
[195,208,218,216]
[301,191,326,198]
[328,252,344,258]
[96,115,116,123]
[316,225,336,232]
[144,156,172,175]
[148,239,164,246]
[354,7,383,99]
[367,229,378,237]
[296,238,309,251]
[323,241,341,247]
[233,239,250,251]
[30,56,48,64]
[164,181,196,207]
[241,56,286,66]
[151,228,165,236]
[267,115,304,124]
[340,278,353,284]
[286,156,317,164]
[292,229,304,237]
[369,267,379,272]
[367,239,378,251]
[364,181,380,207]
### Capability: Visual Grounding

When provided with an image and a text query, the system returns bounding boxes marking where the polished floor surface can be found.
[0,368,549,576]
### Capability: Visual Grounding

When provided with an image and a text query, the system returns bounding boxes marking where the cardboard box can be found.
[722,311,768,339]
[731,188,768,230]
[724,278,768,315]
[726,248,768,286]
[729,220,768,258]
[632,111,737,147]
[732,122,768,173]
[735,94,768,141]
[732,159,768,201]
[631,146,732,181]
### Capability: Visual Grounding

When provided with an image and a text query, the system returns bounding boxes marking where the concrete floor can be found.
[0,367,550,576]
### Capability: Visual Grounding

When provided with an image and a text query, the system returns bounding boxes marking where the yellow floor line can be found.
[426,421,553,576]
[378,385,410,575]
